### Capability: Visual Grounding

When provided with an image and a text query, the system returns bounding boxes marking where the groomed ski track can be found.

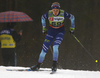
[0,66,100,78]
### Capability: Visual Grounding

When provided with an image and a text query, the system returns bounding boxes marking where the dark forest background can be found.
[0,0,100,71]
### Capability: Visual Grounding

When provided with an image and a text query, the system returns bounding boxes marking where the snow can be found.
[0,66,100,78]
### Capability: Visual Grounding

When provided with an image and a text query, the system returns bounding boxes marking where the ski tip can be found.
[26,69,32,71]
[6,69,12,71]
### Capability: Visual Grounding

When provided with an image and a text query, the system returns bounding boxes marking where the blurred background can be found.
[0,0,100,71]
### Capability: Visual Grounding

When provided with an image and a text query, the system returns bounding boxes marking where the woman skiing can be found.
[31,2,75,72]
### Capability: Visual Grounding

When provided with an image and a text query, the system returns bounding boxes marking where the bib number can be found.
[52,22,61,27]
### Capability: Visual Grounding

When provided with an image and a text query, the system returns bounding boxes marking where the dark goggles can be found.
[51,4,60,9]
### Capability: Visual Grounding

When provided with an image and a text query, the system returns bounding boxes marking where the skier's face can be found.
[52,9,59,16]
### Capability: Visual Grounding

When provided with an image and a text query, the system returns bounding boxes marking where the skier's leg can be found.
[31,34,54,70]
[31,50,47,71]
[53,32,64,61]
[38,34,54,63]
[52,32,65,71]
[53,45,59,61]
[38,49,46,63]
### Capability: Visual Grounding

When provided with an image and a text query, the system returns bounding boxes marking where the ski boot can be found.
[51,61,57,71]
[30,63,41,71]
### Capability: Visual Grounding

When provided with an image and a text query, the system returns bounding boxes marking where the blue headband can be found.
[51,4,60,9]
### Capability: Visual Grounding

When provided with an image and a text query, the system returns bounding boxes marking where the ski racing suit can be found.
[38,9,75,63]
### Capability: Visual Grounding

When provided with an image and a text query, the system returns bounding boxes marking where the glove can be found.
[42,27,48,35]
[69,31,74,34]
[69,27,75,34]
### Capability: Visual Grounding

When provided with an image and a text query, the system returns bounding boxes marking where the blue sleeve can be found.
[70,14,75,29]
[64,11,71,18]
[41,12,48,27]
[64,11,75,29]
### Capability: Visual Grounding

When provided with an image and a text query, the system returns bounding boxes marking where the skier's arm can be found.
[64,11,75,33]
[69,14,75,32]
[41,16,46,28]
[41,12,48,34]
[41,12,48,27]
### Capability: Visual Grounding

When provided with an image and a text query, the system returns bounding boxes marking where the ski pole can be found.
[72,34,98,63]
[15,52,17,67]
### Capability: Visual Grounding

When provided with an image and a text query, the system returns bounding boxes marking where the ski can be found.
[50,70,56,74]
[6,69,51,72]
[6,69,31,71]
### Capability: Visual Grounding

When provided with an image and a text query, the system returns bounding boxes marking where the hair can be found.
[52,2,60,6]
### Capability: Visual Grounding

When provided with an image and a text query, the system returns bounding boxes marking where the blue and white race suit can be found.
[38,9,75,63]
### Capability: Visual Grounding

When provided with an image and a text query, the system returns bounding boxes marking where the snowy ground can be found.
[0,66,100,78]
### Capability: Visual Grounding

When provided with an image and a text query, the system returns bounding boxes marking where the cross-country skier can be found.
[31,2,75,71]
